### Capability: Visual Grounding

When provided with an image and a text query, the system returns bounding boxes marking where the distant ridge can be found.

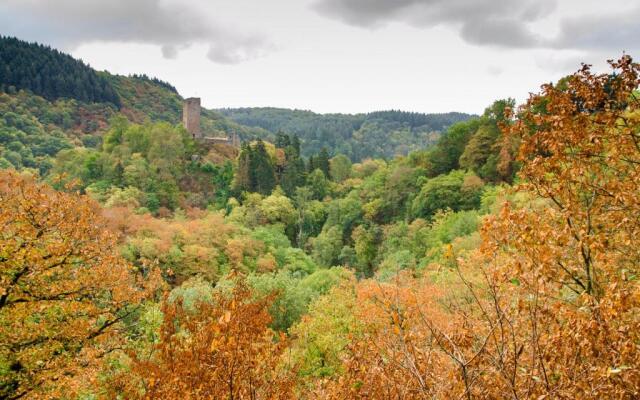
[218,107,476,161]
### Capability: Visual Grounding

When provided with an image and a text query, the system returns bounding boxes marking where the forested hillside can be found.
[1,33,638,400]
[0,37,271,175]
[0,36,120,105]
[219,107,474,160]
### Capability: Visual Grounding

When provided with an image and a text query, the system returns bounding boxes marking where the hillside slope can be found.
[0,36,120,105]
[0,37,269,172]
[219,107,475,160]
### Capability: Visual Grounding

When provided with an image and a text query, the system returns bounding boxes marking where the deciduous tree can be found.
[0,171,160,399]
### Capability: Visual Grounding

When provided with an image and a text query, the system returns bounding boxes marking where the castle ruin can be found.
[183,97,201,139]
[182,97,240,147]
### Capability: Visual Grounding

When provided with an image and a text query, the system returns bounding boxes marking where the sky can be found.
[1,0,638,114]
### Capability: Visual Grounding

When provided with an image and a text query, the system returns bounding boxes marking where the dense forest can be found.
[0,36,121,105]
[219,107,474,160]
[1,36,639,400]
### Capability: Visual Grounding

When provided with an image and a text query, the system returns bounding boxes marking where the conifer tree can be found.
[308,155,316,173]
[275,132,291,148]
[316,147,331,179]
[281,147,306,197]
[250,140,276,195]
[291,134,301,156]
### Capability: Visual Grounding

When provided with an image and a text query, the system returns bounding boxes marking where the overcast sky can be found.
[1,0,638,114]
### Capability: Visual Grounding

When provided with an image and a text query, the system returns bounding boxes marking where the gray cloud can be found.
[313,0,555,48]
[312,0,639,55]
[460,19,540,48]
[0,0,272,64]
[552,7,640,52]
[207,37,274,64]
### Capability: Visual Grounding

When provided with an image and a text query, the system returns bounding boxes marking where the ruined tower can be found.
[183,97,201,139]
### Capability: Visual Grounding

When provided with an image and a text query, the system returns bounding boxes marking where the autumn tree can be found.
[474,55,640,398]
[321,56,640,399]
[119,278,295,399]
[0,171,160,399]
[319,274,469,399]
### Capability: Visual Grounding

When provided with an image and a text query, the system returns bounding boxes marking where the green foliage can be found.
[51,119,226,211]
[352,224,382,278]
[411,170,485,219]
[329,154,352,182]
[289,281,359,378]
[422,118,480,176]
[306,169,330,200]
[311,226,344,268]
[234,140,277,195]
[281,142,306,197]
[168,277,215,311]
[220,107,474,161]
[314,148,331,178]
[0,92,74,174]
[248,268,347,332]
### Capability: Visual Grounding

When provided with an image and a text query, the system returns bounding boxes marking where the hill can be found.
[0,36,120,105]
[219,107,475,161]
[0,37,270,173]
[0,36,474,173]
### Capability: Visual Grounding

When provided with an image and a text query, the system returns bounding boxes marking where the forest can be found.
[219,107,474,160]
[0,36,121,106]
[1,39,639,400]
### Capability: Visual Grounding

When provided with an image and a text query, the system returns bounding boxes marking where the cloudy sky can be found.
[1,0,637,114]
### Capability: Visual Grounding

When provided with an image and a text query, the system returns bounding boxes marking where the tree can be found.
[119,278,295,399]
[411,170,483,219]
[329,154,352,183]
[311,226,343,268]
[250,140,277,195]
[306,169,330,200]
[316,147,331,179]
[275,131,291,148]
[0,171,160,399]
[289,280,359,379]
[424,119,479,176]
[324,56,640,400]
[281,147,306,197]
[352,224,382,278]
[233,142,253,194]
[211,161,234,209]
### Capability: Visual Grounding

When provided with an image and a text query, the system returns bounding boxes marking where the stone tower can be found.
[183,97,201,139]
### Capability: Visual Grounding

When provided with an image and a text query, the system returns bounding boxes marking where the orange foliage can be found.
[117,278,295,399]
[319,274,465,399]
[0,171,161,399]
[321,56,640,399]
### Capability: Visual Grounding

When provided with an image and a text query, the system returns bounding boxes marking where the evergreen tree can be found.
[281,147,306,197]
[275,132,291,148]
[308,155,316,173]
[250,140,276,195]
[316,147,331,179]
[291,135,301,156]
[0,36,121,105]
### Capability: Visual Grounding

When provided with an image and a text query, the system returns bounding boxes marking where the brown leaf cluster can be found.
[116,278,295,399]
[0,171,161,399]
